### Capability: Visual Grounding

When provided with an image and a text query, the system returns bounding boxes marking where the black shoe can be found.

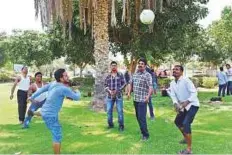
[141,136,149,141]
[107,125,114,129]
[119,125,124,132]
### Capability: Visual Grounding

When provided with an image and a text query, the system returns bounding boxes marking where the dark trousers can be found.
[134,101,149,138]
[148,97,154,118]
[227,81,232,95]
[174,106,199,134]
[17,90,28,122]
[218,84,226,97]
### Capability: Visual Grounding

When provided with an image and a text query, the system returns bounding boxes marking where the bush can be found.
[158,78,172,88]
[0,73,12,83]
[70,77,94,87]
[202,77,218,89]
[189,77,200,88]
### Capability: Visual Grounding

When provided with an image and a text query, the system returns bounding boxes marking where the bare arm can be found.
[10,77,20,100]
[27,84,36,98]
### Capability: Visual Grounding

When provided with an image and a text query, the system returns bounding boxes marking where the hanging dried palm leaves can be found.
[111,0,117,27]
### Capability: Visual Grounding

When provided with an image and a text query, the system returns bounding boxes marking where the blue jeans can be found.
[23,100,45,128]
[134,101,149,137]
[218,84,226,97]
[106,96,124,127]
[227,81,232,95]
[42,116,62,143]
[148,97,154,118]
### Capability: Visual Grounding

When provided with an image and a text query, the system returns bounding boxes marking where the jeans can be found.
[23,100,46,127]
[174,106,199,134]
[134,101,149,138]
[148,97,154,118]
[227,81,232,95]
[218,84,226,97]
[106,96,124,127]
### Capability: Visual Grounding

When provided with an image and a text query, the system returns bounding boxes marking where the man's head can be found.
[220,67,224,72]
[35,72,42,83]
[21,66,28,75]
[172,65,184,79]
[226,64,231,69]
[54,69,69,84]
[137,58,147,72]
[110,61,118,72]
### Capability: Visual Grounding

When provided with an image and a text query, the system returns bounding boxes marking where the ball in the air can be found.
[140,9,155,25]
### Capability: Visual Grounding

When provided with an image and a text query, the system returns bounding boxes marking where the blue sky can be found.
[0,0,231,33]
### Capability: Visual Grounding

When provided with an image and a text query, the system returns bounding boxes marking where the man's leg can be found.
[222,84,227,97]
[43,117,62,154]
[148,97,154,119]
[218,85,222,97]
[174,111,186,143]
[116,97,124,131]
[17,90,27,123]
[227,82,230,95]
[138,102,149,139]
[106,98,114,128]
[181,106,199,153]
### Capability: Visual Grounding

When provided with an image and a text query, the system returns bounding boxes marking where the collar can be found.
[175,76,184,83]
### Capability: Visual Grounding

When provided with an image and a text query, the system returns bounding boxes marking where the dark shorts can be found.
[174,105,199,134]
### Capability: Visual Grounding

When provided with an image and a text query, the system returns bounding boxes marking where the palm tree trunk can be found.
[91,0,109,111]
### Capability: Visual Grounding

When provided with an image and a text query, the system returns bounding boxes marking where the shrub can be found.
[202,77,218,89]
[158,78,172,88]
[70,77,94,87]
[189,77,200,88]
[0,73,12,83]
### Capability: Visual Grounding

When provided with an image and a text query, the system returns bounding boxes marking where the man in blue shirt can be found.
[29,69,81,154]
[216,67,227,97]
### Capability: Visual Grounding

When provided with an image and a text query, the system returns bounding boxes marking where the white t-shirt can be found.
[18,75,30,91]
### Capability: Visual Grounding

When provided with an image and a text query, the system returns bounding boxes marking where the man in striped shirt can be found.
[104,61,126,131]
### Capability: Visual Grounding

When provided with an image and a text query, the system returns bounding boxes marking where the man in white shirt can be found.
[169,65,200,154]
[226,64,232,95]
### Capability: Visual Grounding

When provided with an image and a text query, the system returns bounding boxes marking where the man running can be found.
[22,72,47,129]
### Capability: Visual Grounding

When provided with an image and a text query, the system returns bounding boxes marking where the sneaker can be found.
[141,136,149,141]
[178,149,192,154]
[119,126,124,132]
[107,125,114,129]
[150,116,155,121]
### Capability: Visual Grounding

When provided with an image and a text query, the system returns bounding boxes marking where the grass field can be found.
[0,83,232,154]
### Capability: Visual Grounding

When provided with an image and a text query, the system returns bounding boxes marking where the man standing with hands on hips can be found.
[128,58,153,141]
[169,65,200,154]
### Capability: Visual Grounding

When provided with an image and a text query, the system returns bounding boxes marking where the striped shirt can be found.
[132,71,153,102]
[104,72,126,98]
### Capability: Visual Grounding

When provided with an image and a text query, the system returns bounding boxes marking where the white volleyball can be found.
[140,9,155,25]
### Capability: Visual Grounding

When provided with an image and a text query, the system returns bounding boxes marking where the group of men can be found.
[105,58,199,154]
[216,64,232,97]
[10,58,200,154]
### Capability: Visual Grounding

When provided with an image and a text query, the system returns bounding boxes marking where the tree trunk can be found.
[91,0,109,112]
[80,66,83,77]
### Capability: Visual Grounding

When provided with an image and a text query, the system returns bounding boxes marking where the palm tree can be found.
[33,0,208,111]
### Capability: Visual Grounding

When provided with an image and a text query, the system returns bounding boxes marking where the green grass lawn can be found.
[0,83,232,154]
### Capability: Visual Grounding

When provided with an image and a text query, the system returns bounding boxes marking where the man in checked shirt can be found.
[104,61,126,131]
[128,58,153,141]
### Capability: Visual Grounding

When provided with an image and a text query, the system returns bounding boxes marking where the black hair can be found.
[110,61,117,65]
[174,65,184,72]
[138,58,147,65]
[35,72,42,78]
[21,66,27,71]
[220,67,223,71]
[226,64,231,67]
[54,69,66,82]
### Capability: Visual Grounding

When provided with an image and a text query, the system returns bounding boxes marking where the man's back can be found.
[217,71,227,85]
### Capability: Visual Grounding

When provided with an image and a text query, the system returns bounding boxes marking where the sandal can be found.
[179,149,192,154]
